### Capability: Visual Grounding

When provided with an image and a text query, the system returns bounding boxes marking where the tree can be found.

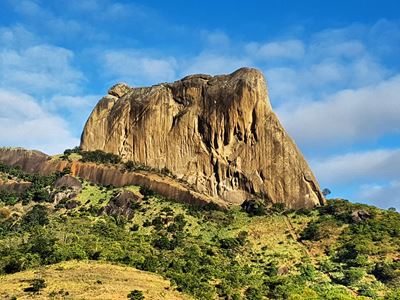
[322,188,331,197]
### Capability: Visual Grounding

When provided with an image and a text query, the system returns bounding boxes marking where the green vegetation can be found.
[0,163,399,299]
[61,148,177,178]
[23,278,46,293]
[128,289,145,300]
[0,162,69,204]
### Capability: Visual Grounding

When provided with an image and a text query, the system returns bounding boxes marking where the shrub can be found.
[139,186,155,199]
[127,290,144,300]
[271,202,286,213]
[131,224,139,231]
[241,199,267,216]
[372,262,400,284]
[80,150,121,165]
[385,288,400,300]
[244,287,263,300]
[63,146,81,156]
[342,267,364,286]
[0,190,19,205]
[300,219,337,241]
[23,278,46,293]
[22,205,49,227]
[299,264,316,281]
[123,160,136,172]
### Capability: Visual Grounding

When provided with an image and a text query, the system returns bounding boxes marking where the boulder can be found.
[52,175,82,203]
[81,68,324,209]
[99,189,140,219]
[351,210,371,223]
[53,175,82,191]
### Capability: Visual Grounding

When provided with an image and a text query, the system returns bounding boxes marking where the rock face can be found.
[0,148,223,209]
[81,68,324,209]
[0,178,31,194]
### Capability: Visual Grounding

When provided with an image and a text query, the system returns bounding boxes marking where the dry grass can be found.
[0,260,192,300]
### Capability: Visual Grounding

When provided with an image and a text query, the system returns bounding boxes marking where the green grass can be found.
[1,171,399,299]
[75,181,115,207]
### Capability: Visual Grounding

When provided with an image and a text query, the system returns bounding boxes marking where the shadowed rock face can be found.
[81,68,324,209]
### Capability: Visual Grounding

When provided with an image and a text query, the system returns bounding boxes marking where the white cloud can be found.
[277,75,400,147]
[47,94,99,111]
[201,30,231,48]
[0,44,84,95]
[102,50,177,86]
[246,39,305,60]
[358,181,400,210]
[0,89,79,154]
[0,25,37,48]
[311,149,400,185]
[46,94,100,135]
[182,53,253,77]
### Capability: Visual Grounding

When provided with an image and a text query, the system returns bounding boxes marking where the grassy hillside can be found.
[0,162,400,299]
[0,260,191,300]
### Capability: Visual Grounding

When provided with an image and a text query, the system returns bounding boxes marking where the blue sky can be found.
[0,0,399,209]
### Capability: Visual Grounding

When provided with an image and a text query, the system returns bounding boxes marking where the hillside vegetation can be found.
[0,260,191,300]
[0,159,399,299]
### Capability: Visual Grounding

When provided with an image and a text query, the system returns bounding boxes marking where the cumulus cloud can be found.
[0,89,79,154]
[311,149,400,185]
[46,94,100,133]
[182,53,253,77]
[102,50,178,86]
[0,25,37,48]
[277,75,400,147]
[0,44,84,95]
[358,181,400,210]
[246,39,305,60]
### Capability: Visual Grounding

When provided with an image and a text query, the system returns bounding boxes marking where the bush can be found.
[299,264,316,281]
[244,287,263,300]
[271,202,286,213]
[131,224,139,231]
[139,186,155,199]
[124,160,136,172]
[241,199,267,216]
[80,150,121,165]
[23,278,46,293]
[127,289,144,300]
[63,146,81,156]
[300,219,337,241]
[22,205,49,227]
[372,262,400,284]
[342,267,364,286]
[0,190,19,205]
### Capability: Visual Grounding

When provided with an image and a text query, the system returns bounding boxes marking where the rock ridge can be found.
[81,68,324,209]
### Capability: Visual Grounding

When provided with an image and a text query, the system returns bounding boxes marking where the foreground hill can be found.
[0,159,399,299]
[0,261,191,300]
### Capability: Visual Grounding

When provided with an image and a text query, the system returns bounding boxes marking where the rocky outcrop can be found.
[0,148,224,209]
[52,175,83,204]
[99,190,140,219]
[0,178,31,194]
[81,68,324,209]
[0,147,50,172]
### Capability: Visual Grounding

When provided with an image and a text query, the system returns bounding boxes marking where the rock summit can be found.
[81,68,324,208]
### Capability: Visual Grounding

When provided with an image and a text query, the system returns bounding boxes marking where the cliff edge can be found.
[81,68,324,209]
